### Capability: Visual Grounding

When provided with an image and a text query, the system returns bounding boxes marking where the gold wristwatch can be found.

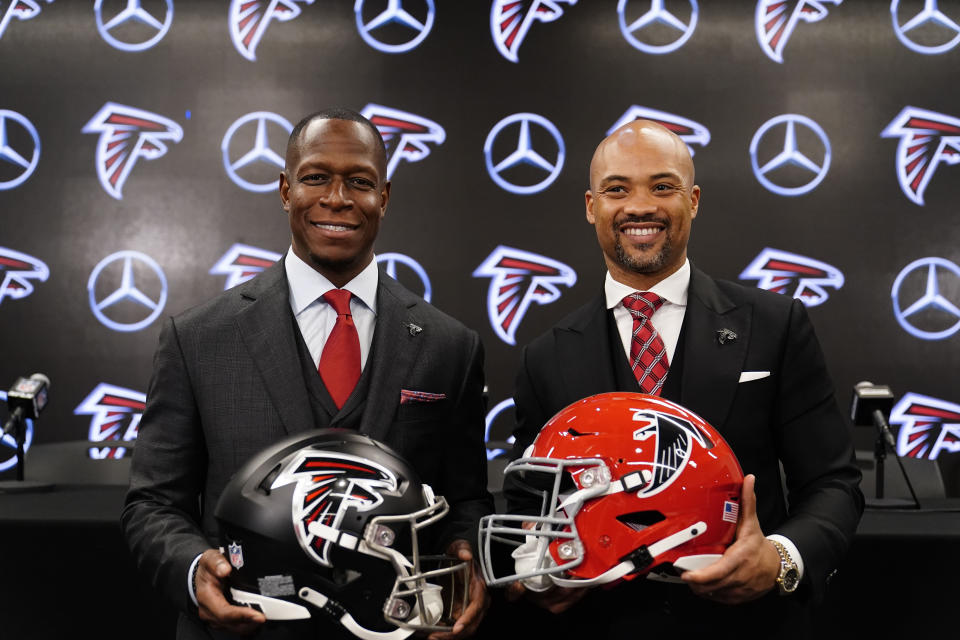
[770,539,799,595]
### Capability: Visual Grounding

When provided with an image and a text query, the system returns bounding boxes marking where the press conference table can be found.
[1,477,957,638]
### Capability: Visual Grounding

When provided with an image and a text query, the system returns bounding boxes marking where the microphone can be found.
[850,381,895,448]
[3,373,50,438]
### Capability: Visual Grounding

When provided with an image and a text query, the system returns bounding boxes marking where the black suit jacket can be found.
[121,260,493,637]
[511,265,863,603]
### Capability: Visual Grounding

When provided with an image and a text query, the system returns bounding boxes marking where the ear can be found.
[689,184,701,220]
[379,180,391,218]
[279,172,290,212]
[585,189,596,224]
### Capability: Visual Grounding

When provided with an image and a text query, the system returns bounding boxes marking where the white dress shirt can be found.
[603,258,805,582]
[284,247,378,371]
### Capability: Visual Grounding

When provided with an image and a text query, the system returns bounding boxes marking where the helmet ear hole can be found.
[257,463,282,495]
[616,510,666,532]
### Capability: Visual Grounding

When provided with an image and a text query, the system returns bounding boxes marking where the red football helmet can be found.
[479,392,744,589]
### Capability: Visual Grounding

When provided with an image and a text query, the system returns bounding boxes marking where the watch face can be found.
[782,568,800,592]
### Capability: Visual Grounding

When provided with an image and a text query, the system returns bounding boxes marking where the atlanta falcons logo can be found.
[630,405,710,497]
[755,0,841,63]
[360,104,445,180]
[229,0,314,61]
[0,0,52,40]
[0,246,48,304]
[890,392,960,461]
[271,451,397,567]
[473,246,576,346]
[74,382,146,460]
[82,102,183,200]
[491,0,577,63]
[210,243,281,290]
[739,248,844,307]
[606,106,710,157]
[881,106,960,206]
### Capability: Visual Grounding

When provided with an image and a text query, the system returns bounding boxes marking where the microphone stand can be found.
[0,412,52,494]
[868,408,919,509]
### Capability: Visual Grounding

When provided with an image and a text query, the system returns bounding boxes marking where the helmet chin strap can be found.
[550,521,708,588]
[299,587,422,640]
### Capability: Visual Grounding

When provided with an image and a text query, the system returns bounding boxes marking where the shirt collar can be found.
[285,247,379,316]
[605,259,690,309]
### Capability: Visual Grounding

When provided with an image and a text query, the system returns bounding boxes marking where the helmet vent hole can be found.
[257,463,282,495]
[616,510,665,532]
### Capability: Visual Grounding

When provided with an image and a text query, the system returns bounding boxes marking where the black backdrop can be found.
[1,1,959,495]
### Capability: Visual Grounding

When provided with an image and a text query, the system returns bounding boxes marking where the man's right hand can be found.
[504,580,587,614]
[196,548,266,635]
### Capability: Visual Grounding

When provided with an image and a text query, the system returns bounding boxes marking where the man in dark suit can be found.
[122,108,492,640]
[504,120,863,636]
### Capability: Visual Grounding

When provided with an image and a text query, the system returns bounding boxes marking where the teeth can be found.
[623,227,659,236]
[314,223,352,232]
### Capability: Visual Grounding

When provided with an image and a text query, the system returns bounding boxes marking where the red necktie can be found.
[622,292,670,395]
[318,289,361,409]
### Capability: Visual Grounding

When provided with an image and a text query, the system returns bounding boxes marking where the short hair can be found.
[285,107,387,176]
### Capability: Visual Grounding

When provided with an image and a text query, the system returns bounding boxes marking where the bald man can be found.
[504,121,863,637]
[122,108,492,640]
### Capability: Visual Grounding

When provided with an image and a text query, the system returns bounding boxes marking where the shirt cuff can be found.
[188,553,202,607]
[767,534,804,582]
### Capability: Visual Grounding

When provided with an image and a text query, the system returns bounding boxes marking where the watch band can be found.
[770,539,800,595]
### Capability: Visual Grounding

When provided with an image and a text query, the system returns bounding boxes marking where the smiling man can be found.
[502,120,862,637]
[122,108,492,640]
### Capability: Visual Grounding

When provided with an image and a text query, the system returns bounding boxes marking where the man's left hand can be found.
[428,539,488,640]
[680,474,781,604]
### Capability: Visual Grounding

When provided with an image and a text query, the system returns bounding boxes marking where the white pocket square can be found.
[738,371,770,383]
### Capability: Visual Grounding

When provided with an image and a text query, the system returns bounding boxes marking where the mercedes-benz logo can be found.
[95,0,173,52]
[484,113,565,195]
[377,252,432,302]
[749,114,831,196]
[618,0,699,54]
[0,390,34,473]
[0,110,40,190]
[892,257,960,340]
[221,111,292,193]
[88,250,168,332]
[355,0,434,53]
[891,0,960,55]
[484,397,516,460]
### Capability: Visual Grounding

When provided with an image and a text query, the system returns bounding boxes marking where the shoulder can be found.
[173,261,287,331]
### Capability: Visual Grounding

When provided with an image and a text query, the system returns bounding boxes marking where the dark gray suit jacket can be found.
[121,260,492,637]
[511,265,863,603]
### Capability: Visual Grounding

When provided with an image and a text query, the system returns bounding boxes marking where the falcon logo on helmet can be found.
[271,451,398,567]
[755,0,841,63]
[631,409,710,496]
[491,0,577,62]
[882,106,960,206]
[890,392,960,461]
[473,245,577,346]
[210,243,281,290]
[0,247,48,305]
[739,247,844,307]
[360,104,445,179]
[82,102,183,200]
[606,106,710,157]
[230,0,314,61]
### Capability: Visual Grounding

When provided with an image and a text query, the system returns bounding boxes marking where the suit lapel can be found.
[679,266,751,430]
[234,260,315,436]
[555,294,618,403]
[359,271,424,441]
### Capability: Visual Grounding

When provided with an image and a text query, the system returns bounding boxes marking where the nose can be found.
[319,178,350,210]
[621,190,657,216]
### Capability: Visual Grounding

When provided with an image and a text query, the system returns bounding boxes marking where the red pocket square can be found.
[400,389,446,404]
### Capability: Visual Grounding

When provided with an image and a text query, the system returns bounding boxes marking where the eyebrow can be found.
[600,171,683,185]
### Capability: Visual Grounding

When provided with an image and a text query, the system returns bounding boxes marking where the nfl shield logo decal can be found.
[228,542,244,570]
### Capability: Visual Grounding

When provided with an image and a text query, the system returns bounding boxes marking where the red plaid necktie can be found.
[318,289,361,409]
[622,292,670,395]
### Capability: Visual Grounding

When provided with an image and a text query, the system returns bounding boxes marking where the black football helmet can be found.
[214,429,469,640]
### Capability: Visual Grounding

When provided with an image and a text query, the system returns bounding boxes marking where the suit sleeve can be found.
[772,300,864,601]
[435,331,495,552]
[120,317,212,614]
